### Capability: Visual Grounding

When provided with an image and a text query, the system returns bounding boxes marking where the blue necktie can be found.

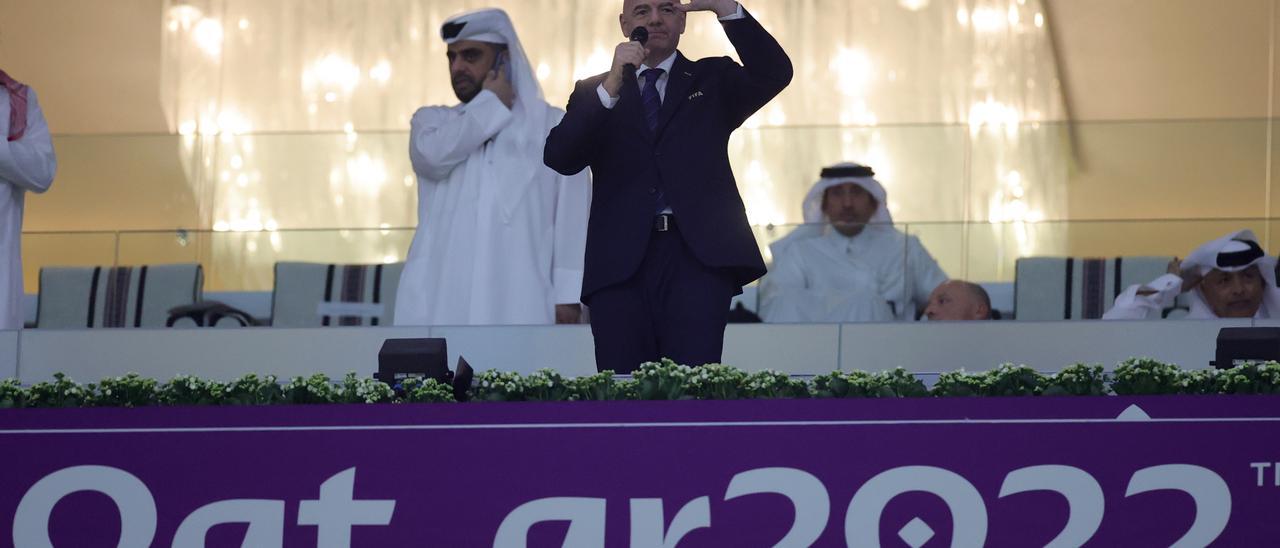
[641,68,669,213]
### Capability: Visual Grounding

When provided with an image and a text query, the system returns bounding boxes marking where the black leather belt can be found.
[653,213,675,232]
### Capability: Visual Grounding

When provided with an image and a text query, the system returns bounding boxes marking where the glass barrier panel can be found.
[32,134,208,233]
[20,232,119,294]
[115,228,415,292]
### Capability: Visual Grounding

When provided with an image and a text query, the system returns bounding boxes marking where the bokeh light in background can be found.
[152,0,1067,288]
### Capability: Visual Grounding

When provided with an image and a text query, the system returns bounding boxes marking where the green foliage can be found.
[633,359,695,400]
[983,364,1042,397]
[1,358,1278,409]
[1177,368,1223,395]
[523,369,575,402]
[0,379,24,409]
[570,371,633,401]
[1111,358,1183,395]
[222,374,284,405]
[399,377,457,403]
[810,371,878,398]
[336,372,395,404]
[26,373,91,408]
[931,369,987,397]
[1040,363,1109,396]
[1216,361,1280,395]
[742,370,810,399]
[91,373,159,408]
[686,364,748,400]
[282,374,337,404]
[159,375,225,406]
[471,370,527,402]
[869,368,929,397]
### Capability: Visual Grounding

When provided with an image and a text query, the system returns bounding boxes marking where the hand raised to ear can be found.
[676,0,739,18]
[482,65,515,109]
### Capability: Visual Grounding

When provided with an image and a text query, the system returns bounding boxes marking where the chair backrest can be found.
[1014,256,1173,320]
[37,264,204,329]
[270,262,403,327]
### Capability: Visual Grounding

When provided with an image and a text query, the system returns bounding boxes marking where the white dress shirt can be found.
[596,3,745,108]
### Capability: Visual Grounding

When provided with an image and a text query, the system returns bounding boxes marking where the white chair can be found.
[270,262,404,327]
[1014,256,1174,320]
[36,264,203,329]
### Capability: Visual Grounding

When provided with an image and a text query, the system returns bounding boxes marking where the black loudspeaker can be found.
[453,356,474,402]
[1214,327,1280,368]
[377,338,452,384]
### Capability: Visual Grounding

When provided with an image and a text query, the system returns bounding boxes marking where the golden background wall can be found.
[1,0,1275,290]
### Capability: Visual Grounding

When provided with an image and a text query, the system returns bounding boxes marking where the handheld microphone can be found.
[623,26,650,74]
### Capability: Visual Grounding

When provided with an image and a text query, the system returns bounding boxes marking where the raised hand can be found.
[676,0,739,17]
[602,40,649,97]
[481,62,515,109]
[1169,258,1204,293]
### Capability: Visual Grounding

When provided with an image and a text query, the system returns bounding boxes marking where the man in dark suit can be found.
[544,0,792,373]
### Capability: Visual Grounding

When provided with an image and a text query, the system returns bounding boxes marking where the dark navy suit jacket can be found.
[544,10,792,301]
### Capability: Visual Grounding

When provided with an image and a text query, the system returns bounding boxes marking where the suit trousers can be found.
[587,222,738,373]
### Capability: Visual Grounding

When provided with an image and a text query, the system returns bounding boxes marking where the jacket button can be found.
[648,187,657,194]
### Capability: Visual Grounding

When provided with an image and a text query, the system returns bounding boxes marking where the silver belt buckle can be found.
[655,215,670,232]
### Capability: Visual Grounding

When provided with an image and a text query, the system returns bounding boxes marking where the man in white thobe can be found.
[759,163,947,323]
[0,71,55,330]
[1103,229,1280,320]
[395,9,590,326]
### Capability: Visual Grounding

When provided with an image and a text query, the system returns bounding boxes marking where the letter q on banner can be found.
[13,465,158,548]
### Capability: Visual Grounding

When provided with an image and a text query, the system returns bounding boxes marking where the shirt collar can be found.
[637,51,678,77]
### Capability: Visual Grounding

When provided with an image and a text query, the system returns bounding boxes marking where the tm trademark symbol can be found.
[1249,462,1280,487]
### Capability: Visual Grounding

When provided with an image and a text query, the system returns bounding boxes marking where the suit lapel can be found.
[655,53,695,140]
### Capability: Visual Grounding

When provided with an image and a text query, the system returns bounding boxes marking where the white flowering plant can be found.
[981,364,1042,397]
[282,374,338,404]
[570,371,635,401]
[870,368,929,397]
[398,377,457,403]
[811,371,877,398]
[523,369,575,401]
[0,379,24,408]
[25,373,92,408]
[742,370,810,399]
[91,373,160,408]
[4,358,1280,409]
[1216,361,1280,395]
[633,359,695,400]
[931,369,987,397]
[158,375,225,406]
[1040,363,1109,396]
[1176,367,1221,395]
[471,370,528,402]
[221,374,284,405]
[686,363,748,400]
[336,372,396,404]
[933,365,1043,397]
[1111,357,1183,395]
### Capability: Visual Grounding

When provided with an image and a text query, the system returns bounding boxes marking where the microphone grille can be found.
[630,26,649,45]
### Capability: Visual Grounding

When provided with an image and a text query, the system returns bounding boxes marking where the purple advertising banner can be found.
[0,396,1278,546]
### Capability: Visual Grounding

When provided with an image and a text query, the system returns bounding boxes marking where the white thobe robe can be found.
[394,90,590,326]
[1102,273,1275,320]
[760,226,947,322]
[0,89,55,330]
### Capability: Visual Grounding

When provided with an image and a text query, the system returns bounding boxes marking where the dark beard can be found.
[453,77,481,103]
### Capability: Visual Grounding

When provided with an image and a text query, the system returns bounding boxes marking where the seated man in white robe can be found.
[924,280,993,321]
[395,9,591,326]
[759,163,947,323]
[1103,229,1280,319]
[0,70,55,330]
